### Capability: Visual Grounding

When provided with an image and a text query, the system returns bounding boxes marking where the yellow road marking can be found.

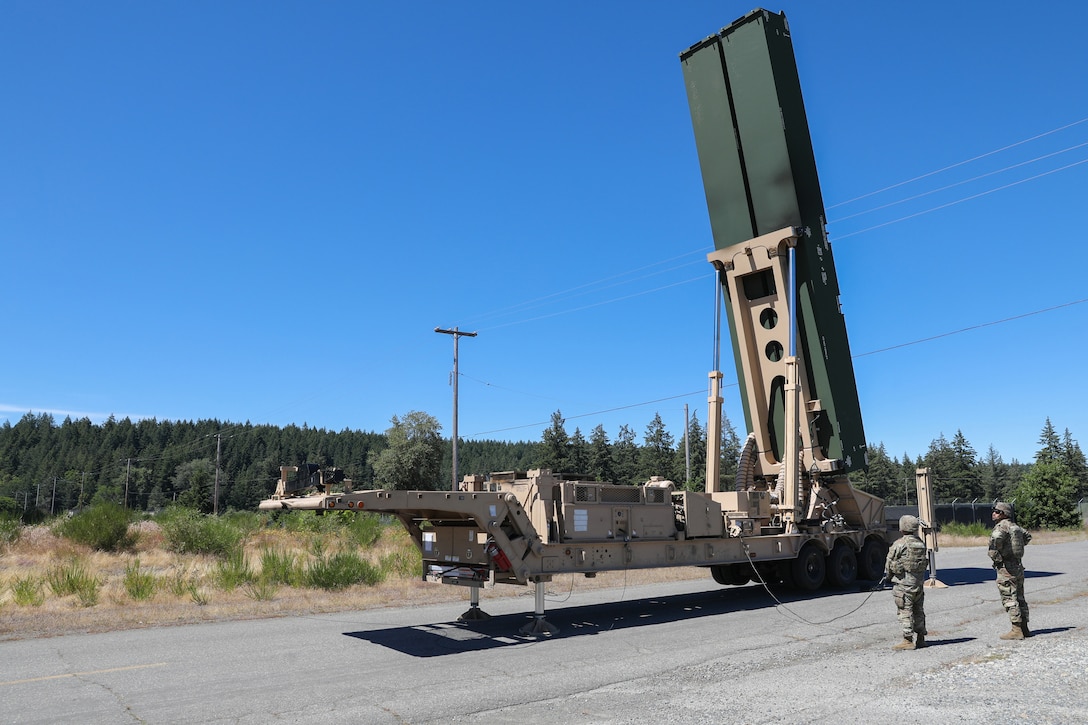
[0,662,167,687]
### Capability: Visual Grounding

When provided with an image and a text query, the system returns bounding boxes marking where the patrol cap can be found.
[994,502,1014,517]
[898,514,920,533]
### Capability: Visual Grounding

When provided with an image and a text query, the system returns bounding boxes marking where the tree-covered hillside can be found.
[1,410,1084,528]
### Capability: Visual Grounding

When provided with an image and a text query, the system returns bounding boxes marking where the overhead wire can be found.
[826,114,1088,209]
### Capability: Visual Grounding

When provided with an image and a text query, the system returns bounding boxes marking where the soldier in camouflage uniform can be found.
[885,514,928,650]
[989,501,1032,639]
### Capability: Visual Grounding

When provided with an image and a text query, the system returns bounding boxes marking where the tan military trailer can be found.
[259,9,915,634]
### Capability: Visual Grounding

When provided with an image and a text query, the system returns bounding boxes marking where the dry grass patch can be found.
[3,517,1084,641]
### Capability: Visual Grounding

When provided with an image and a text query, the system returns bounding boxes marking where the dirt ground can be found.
[2,525,1083,641]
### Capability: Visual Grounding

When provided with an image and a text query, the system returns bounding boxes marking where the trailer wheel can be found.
[826,544,857,588]
[710,564,751,586]
[710,564,733,586]
[858,538,888,581]
[791,544,826,591]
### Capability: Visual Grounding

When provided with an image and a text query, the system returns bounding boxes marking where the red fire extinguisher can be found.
[485,540,511,571]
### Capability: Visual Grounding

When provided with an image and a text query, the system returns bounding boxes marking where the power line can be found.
[826,114,1088,209]
[833,156,1088,240]
[829,141,1088,224]
[852,298,1088,358]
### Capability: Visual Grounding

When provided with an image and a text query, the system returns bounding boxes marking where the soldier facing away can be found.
[885,514,928,650]
[989,501,1032,639]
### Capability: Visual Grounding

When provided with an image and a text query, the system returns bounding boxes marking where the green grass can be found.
[11,576,45,607]
[214,549,254,591]
[304,551,384,590]
[123,559,157,601]
[46,558,102,606]
[941,521,990,537]
[259,547,302,586]
[0,514,20,547]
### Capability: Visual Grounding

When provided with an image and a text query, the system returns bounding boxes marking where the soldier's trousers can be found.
[996,563,1029,625]
[893,584,926,637]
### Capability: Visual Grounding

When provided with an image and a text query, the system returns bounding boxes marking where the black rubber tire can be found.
[826,544,858,588]
[791,544,826,591]
[858,538,889,581]
[710,564,733,586]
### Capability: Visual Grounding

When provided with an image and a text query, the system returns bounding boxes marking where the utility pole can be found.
[213,433,222,516]
[435,327,477,491]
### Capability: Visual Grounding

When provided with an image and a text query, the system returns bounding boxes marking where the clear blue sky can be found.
[3,2,1086,465]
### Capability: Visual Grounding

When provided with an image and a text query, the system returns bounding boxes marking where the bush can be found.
[47,558,101,606]
[940,522,989,537]
[0,514,20,547]
[304,551,384,590]
[11,576,45,607]
[214,549,254,591]
[54,503,136,552]
[259,547,302,586]
[158,507,242,558]
[123,559,157,601]
[379,547,422,579]
[346,513,383,548]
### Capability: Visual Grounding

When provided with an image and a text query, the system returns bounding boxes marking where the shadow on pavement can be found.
[918,636,974,648]
[344,582,863,657]
[928,567,1061,586]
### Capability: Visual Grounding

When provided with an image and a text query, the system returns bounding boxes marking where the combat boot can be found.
[1000,626,1024,640]
[892,637,914,650]
[914,634,926,649]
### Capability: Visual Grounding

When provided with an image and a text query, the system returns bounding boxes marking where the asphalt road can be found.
[2,541,1086,724]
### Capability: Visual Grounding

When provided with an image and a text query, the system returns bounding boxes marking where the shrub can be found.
[214,549,254,591]
[47,558,101,606]
[158,507,242,558]
[304,551,383,590]
[11,576,45,607]
[123,559,157,601]
[0,514,20,548]
[243,580,278,601]
[379,547,422,580]
[346,513,383,548]
[54,503,136,552]
[259,547,302,586]
[940,522,989,538]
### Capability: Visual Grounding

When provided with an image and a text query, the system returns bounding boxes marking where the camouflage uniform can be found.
[989,508,1031,635]
[885,516,928,648]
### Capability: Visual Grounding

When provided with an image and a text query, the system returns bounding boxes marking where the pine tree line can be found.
[1,411,1084,529]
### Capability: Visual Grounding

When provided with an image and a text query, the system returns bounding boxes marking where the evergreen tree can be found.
[538,410,570,473]
[947,429,981,500]
[588,425,614,483]
[1060,428,1087,499]
[719,412,741,487]
[1013,460,1080,529]
[676,413,707,492]
[1010,420,1082,529]
[979,445,1008,501]
[568,428,590,476]
[612,425,640,485]
[1036,418,1062,463]
[856,443,897,500]
[924,433,957,500]
[639,413,675,482]
[173,458,216,513]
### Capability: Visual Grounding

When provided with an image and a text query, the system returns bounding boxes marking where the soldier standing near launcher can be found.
[989,502,1032,639]
[885,515,928,650]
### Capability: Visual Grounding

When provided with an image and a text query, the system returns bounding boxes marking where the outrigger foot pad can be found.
[519,615,558,637]
[458,606,492,622]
